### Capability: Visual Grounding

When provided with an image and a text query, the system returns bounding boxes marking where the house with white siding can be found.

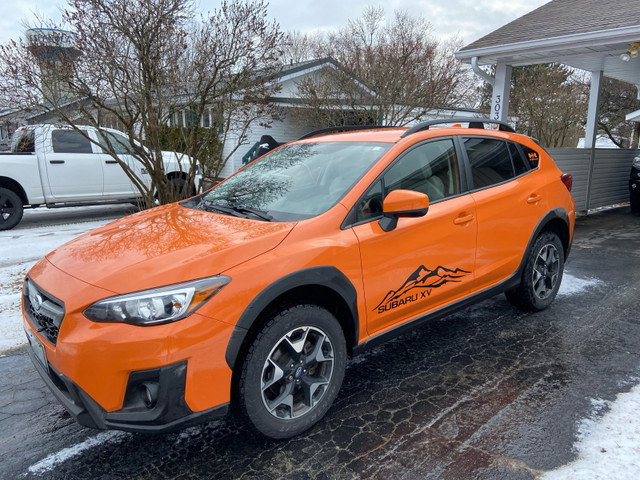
[217,57,482,178]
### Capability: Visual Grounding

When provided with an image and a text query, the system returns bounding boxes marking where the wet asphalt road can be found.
[1,207,639,480]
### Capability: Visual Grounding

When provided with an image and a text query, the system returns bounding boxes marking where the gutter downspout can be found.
[471,57,494,86]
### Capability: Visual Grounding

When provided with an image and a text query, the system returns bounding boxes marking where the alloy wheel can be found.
[532,243,560,300]
[260,326,335,420]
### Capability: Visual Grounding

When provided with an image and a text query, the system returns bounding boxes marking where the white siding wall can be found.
[219,108,315,178]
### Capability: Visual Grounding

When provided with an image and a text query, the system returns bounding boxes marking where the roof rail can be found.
[298,125,398,141]
[400,118,515,138]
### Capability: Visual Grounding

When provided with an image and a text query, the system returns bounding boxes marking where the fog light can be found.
[141,382,159,408]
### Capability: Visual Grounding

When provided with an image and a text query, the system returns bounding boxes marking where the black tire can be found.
[631,191,640,213]
[505,231,564,311]
[238,304,347,439]
[0,187,24,231]
[169,176,195,199]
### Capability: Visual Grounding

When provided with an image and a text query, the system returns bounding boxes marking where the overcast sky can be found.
[0,0,548,47]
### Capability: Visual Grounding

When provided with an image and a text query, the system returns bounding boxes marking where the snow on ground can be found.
[27,431,129,475]
[543,382,640,479]
[557,272,603,297]
[1,206,639,477]
[0,207,123,352]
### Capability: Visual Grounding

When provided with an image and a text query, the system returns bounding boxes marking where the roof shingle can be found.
[460,0,640,52]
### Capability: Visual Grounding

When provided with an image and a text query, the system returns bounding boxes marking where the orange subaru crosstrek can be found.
[23,118,575,439]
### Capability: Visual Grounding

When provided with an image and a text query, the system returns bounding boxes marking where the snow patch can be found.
[558,273,603,297]
[0,217,117,354]
[27,431,129,474]
[543,383,640,480]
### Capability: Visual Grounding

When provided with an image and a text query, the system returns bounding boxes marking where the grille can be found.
[23,278,65,346]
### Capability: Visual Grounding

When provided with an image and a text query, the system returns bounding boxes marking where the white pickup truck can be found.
[0,124,199,230]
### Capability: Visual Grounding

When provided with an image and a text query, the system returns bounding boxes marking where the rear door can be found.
[43,128,103,201]
[463,136,547,288]
[350,138,477,335]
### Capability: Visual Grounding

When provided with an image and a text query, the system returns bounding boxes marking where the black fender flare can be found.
[0,177,28,204]
[514,207,572,282]
[224,266,359,370]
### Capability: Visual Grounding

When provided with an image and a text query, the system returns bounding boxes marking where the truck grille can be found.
[23,278,65,346]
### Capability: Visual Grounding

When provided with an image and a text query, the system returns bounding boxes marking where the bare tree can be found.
[282,31,325,65]
[0,0,284,207]
[508,64,588,147]
[288,7,474,128]
[597,77,640,148]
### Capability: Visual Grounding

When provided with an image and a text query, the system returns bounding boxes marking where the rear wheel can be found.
[505,231,564,311]
[0,187,24,231]
[169,176,196,199]
[238,304,347,439]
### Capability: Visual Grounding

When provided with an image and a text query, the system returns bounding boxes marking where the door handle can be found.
[527,194,542,204]
[49,160,65,164]
[453,214,474,225]
[105,160,118,164]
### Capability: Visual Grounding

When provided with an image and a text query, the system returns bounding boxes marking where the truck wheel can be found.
[169,176,195,199]
[505,231,564,311]
[238,305,347,439]
[0,187,24,231]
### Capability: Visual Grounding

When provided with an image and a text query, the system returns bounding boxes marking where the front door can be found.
[350,139,478,335]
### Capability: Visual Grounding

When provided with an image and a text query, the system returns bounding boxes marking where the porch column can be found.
[584,70,603,148]
[491,63,512,123]
[584,70,603,212]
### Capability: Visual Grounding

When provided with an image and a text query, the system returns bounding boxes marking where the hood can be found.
[45,203,295,293]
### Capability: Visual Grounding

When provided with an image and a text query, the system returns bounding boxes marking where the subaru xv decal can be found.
[375,265,471,313]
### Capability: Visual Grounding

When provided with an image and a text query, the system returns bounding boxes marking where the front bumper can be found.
[22,257,235,432]
[26,340,228,433]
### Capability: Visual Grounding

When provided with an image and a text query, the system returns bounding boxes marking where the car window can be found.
[521,145,540,169]
[385,139,459,200]
[508,142,530,176]
[464,137,515,189]
[97,131,137,155]
[11,129,35,153]
[198,142,391,221]
[51,130,92,154]
[354,139,459,223]
[355,179,384,223]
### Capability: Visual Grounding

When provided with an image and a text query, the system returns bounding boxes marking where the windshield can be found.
[194,142,391,221]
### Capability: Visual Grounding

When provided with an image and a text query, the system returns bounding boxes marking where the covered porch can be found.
[456,0,640,212]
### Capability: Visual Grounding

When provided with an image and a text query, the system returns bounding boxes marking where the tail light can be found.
[560,173,573,192]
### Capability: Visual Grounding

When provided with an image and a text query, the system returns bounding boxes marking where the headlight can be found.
[83,276,230,326]
[633,155,640,168]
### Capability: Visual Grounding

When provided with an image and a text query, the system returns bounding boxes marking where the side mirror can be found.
[378,189,429,232]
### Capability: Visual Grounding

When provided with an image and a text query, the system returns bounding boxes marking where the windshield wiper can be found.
[197,200,273,221]
[231,205,273,221]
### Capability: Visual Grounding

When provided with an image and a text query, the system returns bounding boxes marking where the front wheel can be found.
[505,231,565,311]
[238,305,347,439]
[0,187,24,231]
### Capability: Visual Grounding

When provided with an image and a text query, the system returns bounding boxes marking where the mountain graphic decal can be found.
[374,265,471,312]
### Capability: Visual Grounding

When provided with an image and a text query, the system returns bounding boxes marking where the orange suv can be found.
[23,118,575,439]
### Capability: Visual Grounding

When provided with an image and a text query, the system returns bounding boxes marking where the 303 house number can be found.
[493,94,502,120]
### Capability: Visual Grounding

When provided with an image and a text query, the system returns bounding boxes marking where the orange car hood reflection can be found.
[45,204,296,293]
